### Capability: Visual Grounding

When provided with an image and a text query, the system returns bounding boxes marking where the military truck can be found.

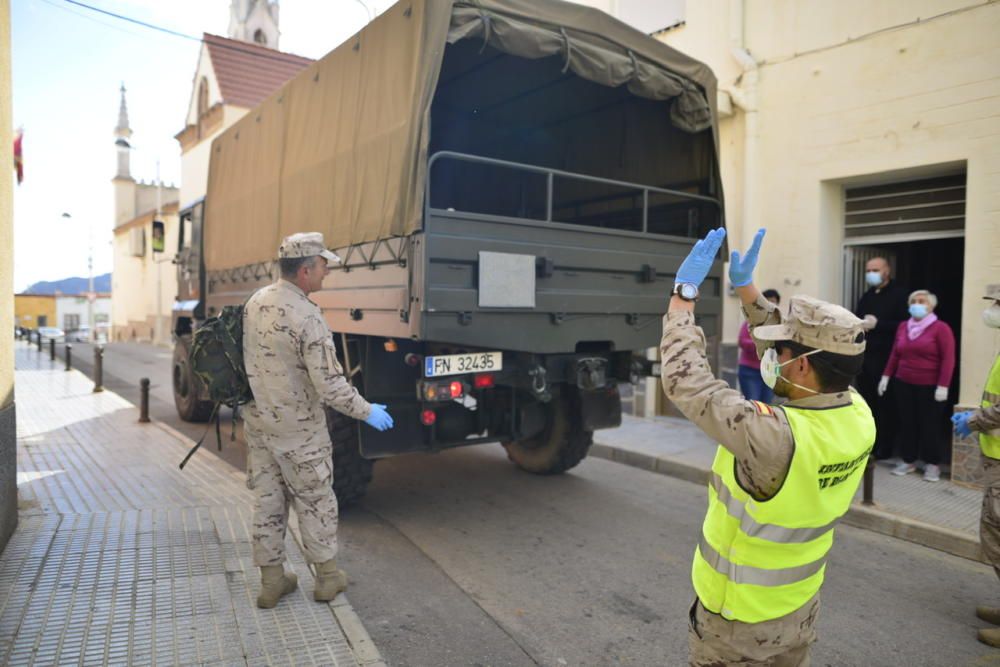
[172,0,725,505]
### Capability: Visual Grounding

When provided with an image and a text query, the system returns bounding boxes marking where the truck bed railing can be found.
[425,150,722,234]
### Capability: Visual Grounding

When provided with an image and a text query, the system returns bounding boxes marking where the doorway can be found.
[842,170,966,468]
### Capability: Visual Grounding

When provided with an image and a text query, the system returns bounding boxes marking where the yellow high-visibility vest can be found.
[692,393,875,623]
[980,355,1000,460]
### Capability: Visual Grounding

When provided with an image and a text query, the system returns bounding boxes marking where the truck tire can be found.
[172,336,215,422]
[325,407,374,508]
[503,395,593,475]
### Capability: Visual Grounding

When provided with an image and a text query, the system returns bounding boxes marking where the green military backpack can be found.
[179,304,254,469]
[190,304,254,407]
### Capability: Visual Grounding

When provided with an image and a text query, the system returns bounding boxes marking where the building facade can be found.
[111,84,180,345]
[55,293,111,337]
[649,0,1000,483]
[111,202,179,343]
[13,294,56,330]
[174,9,311,209]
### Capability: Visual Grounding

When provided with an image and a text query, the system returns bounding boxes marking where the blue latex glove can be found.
[729,228,766,287]
[364,404,394,431]
[951,412,973,438]
[674,228,727,288]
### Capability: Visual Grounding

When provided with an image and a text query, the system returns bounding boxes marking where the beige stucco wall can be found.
[658,0,1000,405]
[184,45,226,128]
[111,210,180,345]
[0,0,12,409]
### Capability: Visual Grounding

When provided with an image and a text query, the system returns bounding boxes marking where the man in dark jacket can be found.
[854,257,909,459]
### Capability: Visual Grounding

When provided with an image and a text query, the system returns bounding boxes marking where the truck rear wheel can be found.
[172,335,215,422]
[325,407,374,508]
[503,395,593,474]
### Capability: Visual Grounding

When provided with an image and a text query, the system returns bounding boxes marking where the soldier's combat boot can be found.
[979,627,1000,648]
[978,606,1000,625]
[313,559,348,601]
[257,565,298,609]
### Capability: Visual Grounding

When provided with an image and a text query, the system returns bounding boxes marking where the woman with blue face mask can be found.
[878,290,956,482]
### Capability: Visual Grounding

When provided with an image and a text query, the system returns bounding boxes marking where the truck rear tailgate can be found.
[417,210,722,354]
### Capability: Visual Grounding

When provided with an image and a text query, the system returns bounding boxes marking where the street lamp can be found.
[61,212,95,343]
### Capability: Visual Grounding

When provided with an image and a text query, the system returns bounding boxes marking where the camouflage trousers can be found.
[245,424,339,567]
[688,597,818,667]
[981,457,1000,580]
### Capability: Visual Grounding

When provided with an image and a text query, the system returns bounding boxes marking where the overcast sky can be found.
[11,0,390,291]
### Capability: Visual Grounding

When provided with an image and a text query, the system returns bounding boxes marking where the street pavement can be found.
[28,339,1000,666]
[7,343,375,666]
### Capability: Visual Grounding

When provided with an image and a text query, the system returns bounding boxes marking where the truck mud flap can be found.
[358,403,426,458]
[577,385,622,431]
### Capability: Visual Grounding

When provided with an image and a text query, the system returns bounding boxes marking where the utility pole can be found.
[62,212,95,342]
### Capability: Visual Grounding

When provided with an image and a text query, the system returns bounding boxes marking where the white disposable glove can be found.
[934,386,948,402]
[877,376,889,396]
[862,315,877,330]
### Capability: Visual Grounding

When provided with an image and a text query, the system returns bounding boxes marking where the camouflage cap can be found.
[278,232,340,264]
[753,295,866,355]
[983,284,1000,301]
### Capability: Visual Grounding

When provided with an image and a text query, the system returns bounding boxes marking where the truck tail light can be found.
[449,381,463,398]
[473,373,495,389]
[420,409,436,426]
[424,384,439,400]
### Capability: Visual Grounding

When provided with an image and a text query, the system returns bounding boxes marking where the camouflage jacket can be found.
[660,293,859,500]
[242,279,371,442]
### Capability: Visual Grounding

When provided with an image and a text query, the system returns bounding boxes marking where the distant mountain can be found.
[24,273,112,295]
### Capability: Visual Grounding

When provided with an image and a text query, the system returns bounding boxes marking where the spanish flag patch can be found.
[750,400,776,417]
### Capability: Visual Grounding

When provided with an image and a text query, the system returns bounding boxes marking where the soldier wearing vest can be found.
[951,284,1000,647]
[661,228,874,666]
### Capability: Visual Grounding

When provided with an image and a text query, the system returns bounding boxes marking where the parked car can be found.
[67,326,109,343]
[38,327,65,342]
[67,327,89,342]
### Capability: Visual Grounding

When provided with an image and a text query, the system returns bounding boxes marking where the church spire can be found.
[228,0,280,49]
[114,83,133,180]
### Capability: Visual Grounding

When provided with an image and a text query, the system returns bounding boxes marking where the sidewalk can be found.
[592,413,985,563]
[2,342,382,666]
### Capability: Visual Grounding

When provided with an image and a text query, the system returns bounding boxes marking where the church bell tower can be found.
[228,0,280,49]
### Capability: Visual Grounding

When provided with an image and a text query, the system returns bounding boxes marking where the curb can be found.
[152,418,386,667]
[590,441,988,566]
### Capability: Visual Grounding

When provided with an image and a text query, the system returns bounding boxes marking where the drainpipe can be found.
[727,0,759,257]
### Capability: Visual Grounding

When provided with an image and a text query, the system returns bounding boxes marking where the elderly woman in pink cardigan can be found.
[878,289,956,482]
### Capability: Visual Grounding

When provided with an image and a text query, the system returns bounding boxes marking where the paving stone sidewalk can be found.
[2,343,380,666]
[593,413,985,562]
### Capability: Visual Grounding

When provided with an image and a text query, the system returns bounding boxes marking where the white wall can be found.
[55,295,111,331]
[111,211,180,345]
[657,0,1000,405]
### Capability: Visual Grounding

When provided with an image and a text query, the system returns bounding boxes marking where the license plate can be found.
[424,351,502,377]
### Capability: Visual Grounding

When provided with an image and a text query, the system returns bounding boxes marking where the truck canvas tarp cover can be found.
[204,0,719,272]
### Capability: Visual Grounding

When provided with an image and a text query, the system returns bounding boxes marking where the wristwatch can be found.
[672,283,699,302]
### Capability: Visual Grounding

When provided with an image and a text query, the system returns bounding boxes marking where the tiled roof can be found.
[203,33,313,109]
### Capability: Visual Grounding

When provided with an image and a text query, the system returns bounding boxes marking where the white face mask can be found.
[759,347,822,394]
[865,271,883,287]
[984,303,1000,329]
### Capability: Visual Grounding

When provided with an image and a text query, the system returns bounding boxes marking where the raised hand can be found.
[729,228,766,288]
[675,228,727,288]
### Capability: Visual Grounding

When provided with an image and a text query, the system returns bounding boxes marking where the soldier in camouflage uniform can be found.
[243,232,394,609]
[662,228,874,666]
